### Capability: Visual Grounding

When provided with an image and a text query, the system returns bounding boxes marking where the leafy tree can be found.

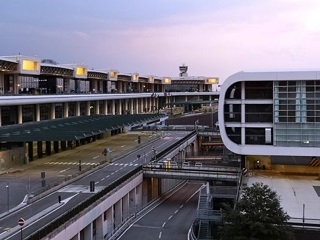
[219,182,295,240]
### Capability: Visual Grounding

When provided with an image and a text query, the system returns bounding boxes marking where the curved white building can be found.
[218,70,320,160]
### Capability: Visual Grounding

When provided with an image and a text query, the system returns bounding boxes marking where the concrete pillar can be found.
[103,100,108,115]
[83,222,93,240]
[46,141,52,155]
[0,106,2,126]
[125,99,128,114]
[85,101,90,116]
[95,216,104,240]
[241,81,246,145]
[54,141,59,153]
[118,99,122,115]
[105,207,113,236]
[136,183,143,209]
[114,200,122,228]
[50,103,55,119]
[61,141,67,150]
[112,100,115,115]
[130,99,134,114]
[28,142,33,162]
[63,102,69,117]
[76,102,80,116]
[122,194,129,220]
[17,105,22,124]
[95,100,100,115]
[37,141,43,158]
[35,104,40,122]
[135,99,139,113]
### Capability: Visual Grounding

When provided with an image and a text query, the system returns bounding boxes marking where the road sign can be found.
[18,218,25,226]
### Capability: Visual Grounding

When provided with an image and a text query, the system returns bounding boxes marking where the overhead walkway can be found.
[0,113,166,142]
[143,165,241,182]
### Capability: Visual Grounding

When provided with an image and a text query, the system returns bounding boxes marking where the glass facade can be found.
[274,80,320,147]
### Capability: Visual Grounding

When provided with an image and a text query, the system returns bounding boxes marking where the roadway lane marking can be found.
[180,205,183,209]
[159,231,162,238]
[162,222,166,227]
[93,156,99,159]
[168,215,172,220]
[59,168,70,173]
[121,145,125,147]
[174,210,178,214]
[101,178,105,181]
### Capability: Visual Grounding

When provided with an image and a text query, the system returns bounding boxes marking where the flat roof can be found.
[0,114,165,142]
[247,174,320,221]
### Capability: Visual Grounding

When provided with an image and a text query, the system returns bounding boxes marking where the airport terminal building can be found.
[218,70,320,169]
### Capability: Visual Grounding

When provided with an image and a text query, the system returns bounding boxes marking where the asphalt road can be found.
[0,131,192,240]
[118,181,202,240]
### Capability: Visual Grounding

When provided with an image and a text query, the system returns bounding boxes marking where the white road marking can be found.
[159,231,162,238]
[162,222,166,227]
[168,215,172,220]
[59,168,70,173]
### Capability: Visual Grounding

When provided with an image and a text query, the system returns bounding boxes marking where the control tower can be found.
[179,64,188,77]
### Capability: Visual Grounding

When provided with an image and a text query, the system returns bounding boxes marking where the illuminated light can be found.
[163,78,171,84]
[22,60,39,71]
[109,71,118,79]
[207,78,218,84]
[76,67,87,76]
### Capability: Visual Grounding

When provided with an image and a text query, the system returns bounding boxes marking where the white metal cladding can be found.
[218,70,320,157]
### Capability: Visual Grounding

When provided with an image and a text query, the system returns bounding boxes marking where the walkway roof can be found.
[0,114,165,142]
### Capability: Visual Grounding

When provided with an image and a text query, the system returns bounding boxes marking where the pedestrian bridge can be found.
[143,164,241,182]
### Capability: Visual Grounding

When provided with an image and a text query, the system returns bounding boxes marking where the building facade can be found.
[218,70,320,167]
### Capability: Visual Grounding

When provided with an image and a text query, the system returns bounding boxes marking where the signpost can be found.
[18,218,25,240]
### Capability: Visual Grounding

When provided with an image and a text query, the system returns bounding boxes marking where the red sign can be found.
[18,218,25,227]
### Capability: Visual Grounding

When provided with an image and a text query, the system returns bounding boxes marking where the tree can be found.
[219,182,295,240]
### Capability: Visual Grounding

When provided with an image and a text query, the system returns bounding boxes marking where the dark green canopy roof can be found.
[0,114,165,142]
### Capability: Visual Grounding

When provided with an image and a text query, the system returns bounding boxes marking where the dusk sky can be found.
[2,0,320,82]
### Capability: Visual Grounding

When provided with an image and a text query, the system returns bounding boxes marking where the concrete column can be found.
[50,103,55,119]
[85,101,90,116]
[103,100,108,115]
[95,215,104,240]
[122,194,129,220]
[17,105,22,124]
[125,99,128,114]
[144,98,147,112]
[28,142,33,162]
[37,141,43,158]
[76,102,80,116]
[135,99,139,113]
[46,141,52,155]
[112,100,116,115]
[114,200,122,228]
[0,106,2,126]
[105,207,113,236]
[54,141,59,153]
[83,222,93,240]
[129,190,135,216]
[95,100,100,115]
[130,99,134,114]
[35,104,40,122]
[136,183,143,209]
[63,102,69,118]
[118,99,122,115]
